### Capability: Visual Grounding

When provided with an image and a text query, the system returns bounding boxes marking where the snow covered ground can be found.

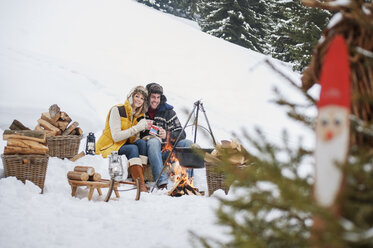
[0,0,316,247]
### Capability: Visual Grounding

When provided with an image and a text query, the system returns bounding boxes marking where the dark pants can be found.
[118,139,147,159]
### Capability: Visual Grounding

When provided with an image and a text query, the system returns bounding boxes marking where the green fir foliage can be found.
[136,0,198,20]
[135,0,331,72]
[194,62,373,247]
[269,1,331,71]
[197,0,269,53]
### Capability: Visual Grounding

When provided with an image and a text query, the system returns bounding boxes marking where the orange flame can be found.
[162,134,193,187]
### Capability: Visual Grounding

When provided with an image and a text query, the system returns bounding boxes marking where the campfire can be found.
[162,138,203,197]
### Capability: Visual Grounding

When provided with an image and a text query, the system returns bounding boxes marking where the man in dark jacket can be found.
[141,83,192,189]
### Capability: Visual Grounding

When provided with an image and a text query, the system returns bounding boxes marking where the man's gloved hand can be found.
[132,119,148,133]
[158,127,167,139]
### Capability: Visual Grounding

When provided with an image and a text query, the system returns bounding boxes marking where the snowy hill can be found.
[0,0,315,247]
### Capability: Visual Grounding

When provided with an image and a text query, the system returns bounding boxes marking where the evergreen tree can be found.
[197,0,269,53]
[192,61,373,247]
[135,0,330,71]
[193,0,373,241]
[243,0,271,53]
[136,0,198,20]
[269,1,331,71]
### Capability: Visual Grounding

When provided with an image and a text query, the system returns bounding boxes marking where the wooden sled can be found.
[104,178,141,202]
[68,178,140,201]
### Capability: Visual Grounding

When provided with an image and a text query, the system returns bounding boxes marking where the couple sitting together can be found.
[95,83,192,193]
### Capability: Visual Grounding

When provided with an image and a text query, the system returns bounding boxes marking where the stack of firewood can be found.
[67,166,101,181]
[204,139,248,166]
[35,104,82,137]
[3,119,48,155]
[3,129,48,155]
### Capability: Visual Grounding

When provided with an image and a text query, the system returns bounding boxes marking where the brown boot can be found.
[129,158,148,193]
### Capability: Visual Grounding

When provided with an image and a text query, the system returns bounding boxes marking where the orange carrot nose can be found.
[325,130,334,141]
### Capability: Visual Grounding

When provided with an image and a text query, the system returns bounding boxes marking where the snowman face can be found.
[316,105,349,142]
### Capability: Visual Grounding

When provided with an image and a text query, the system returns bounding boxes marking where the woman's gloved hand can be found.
[133,118,148,133]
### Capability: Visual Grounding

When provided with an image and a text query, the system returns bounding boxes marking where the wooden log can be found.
[67,171,89,181]
[228,154,246,165]
[185,183,201,196]
[220,140,232,148]
[62,121,79,136]
[168,177,183,196]
[49,104,61,122]
[9,119,30,130]
[34,124,59,137]
[70,127,83,136]
[194,189,202,196]
[7,138,49,151]
[89,173,101,182]
[204,152,221,164]
[4,145,48,155]
[56,120,69,131]
[37,119,61,134]
[34,124,43,131]
[3,130,46,143]
[45,130,59,137]
[70,151,85,162]
[74,166,95,176]
[185,189,194,195]
[74,127,83,136]
[60,111,72,123]
[40,112,58,127]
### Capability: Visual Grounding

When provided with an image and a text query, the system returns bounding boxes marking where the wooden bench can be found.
[68,179,120,201]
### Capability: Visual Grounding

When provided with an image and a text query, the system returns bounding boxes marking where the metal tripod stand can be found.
[151,100,217,192]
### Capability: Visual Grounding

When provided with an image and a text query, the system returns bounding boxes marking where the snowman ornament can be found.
[314,35,350,210]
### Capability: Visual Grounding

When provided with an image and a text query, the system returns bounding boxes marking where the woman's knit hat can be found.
[128,85,148,115]
[130,85,148,99]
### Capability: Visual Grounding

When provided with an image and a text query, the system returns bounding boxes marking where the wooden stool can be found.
[68,179,120,201]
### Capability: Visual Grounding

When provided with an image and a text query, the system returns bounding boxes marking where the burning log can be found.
[168,176,202,197]
[159,134,204,196]
[168,177,183,196]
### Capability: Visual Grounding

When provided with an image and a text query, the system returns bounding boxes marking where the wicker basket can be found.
[1,154,49,193]
[46,135,81,159]
[205,162,230,196]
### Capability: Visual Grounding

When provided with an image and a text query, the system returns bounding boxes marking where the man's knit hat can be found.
[146,83,163,96]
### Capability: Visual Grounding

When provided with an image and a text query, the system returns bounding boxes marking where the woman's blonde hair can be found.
[128,86,148,117]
